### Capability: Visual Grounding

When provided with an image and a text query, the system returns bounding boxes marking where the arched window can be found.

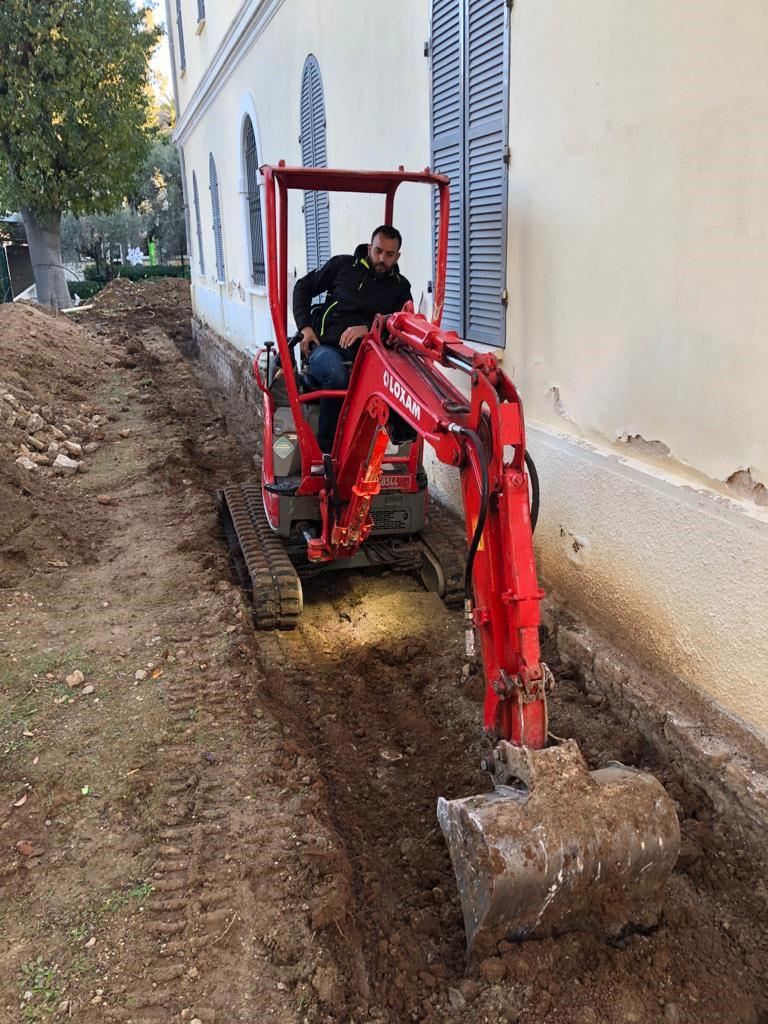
[299,55,331,271]
[208,154,225,283]
[431,0,509,346]
[243,116,266,287]
[192,171,204,275]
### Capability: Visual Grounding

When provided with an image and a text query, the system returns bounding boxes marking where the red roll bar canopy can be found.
[260,161,451,355]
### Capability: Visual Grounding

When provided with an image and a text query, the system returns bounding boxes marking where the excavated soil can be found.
[0,280,765,1024]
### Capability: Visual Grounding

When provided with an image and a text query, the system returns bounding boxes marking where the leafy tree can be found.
[134,135,187,262]
[61,134,186,274]
[61,205,146,278]
[0,1,160,308]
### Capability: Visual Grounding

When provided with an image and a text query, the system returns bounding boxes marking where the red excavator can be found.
[218,163,680,956]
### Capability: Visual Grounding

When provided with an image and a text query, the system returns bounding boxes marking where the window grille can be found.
[244,117,266,286]
[209,154,225,283]
[299,55,331,271]
[192,171,204,275]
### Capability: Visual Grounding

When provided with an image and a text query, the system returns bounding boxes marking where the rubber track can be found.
[220,484,301,630]
[419,499,467,607]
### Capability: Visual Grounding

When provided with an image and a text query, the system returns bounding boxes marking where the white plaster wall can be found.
[528,425,768,738]
[173,0,243,111]
[505,0,768,490]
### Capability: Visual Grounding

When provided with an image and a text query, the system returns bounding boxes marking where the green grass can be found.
[20,647,94,679]
[0,690,39,760]
[101,881,154,914]
[19,957,61,1022]
[96,372,130,406]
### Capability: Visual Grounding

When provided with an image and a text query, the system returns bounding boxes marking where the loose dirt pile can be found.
[0,282,765,1024]
[86,277,193,338]
[0,302,116,583]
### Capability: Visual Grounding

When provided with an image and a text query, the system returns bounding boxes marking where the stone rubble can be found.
[53,454,79,476]
[1,384,114,475]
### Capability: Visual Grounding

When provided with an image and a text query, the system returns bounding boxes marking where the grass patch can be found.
[101,880,154,915]
[18,957,61,1022]
[0,690,39,760]
[20,643,95,684]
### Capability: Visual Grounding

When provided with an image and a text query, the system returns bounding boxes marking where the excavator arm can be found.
[310,309,680,955]
[312,308,548,748]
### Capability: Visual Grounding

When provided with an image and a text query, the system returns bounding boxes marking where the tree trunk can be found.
[21,209,71,310]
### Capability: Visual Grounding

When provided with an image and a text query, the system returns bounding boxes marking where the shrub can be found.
[116,263,190,281]
[83,264,106,283]
[68,280,103,301]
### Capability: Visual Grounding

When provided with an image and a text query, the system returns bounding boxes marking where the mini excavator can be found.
[218,163,680,955]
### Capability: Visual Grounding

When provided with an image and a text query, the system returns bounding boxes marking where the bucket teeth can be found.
[438,741,680,956]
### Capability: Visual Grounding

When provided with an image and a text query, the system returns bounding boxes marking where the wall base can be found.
[543,600,768,845]
[192,317,262,409]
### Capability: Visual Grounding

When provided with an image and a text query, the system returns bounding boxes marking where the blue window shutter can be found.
[465,0,508,345]
[208,154,225,283]
[175,0,186,71]
[431,0,463,333]
[300,55,331,271]
[192,171,205,275]
[197,0,205,22]
[431,0,508,347]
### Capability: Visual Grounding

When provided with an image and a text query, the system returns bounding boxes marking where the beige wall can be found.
[171,0,768,737]
[505,0,768,490]
[496,0,768,737]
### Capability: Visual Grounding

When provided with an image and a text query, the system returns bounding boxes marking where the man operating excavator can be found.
[293,224,412,452]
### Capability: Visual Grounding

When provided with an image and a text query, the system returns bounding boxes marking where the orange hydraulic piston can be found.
[330,426,390,552]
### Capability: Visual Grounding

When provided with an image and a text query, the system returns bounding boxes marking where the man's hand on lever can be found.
[300,327,319,357]
[339,325,367,350]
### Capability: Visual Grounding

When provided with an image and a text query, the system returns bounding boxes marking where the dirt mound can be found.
[0,302,104,403]
[0,302,113,584]
[85,276,192,337]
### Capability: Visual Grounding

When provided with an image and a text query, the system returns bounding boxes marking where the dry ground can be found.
[0,281,765,1024]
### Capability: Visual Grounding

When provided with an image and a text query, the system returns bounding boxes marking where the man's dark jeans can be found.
[306,344,350,453]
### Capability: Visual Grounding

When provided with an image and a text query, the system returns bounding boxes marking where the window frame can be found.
[243,117,266,288]
[192,171,205,276]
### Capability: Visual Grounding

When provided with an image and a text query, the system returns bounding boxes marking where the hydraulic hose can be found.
[452,429,540,657]
[450,425,490,605]
[525,450,540,532]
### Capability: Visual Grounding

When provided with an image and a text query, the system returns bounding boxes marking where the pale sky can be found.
[146,1,173,102]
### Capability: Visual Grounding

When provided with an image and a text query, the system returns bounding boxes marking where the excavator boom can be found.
[322,309,680,953]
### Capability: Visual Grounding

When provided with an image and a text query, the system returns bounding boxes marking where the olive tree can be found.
[0,1,159,308]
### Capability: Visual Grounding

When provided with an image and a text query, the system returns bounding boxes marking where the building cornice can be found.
[173,0,285,146]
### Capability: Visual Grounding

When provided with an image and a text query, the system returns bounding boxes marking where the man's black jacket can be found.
[293,243,412,352]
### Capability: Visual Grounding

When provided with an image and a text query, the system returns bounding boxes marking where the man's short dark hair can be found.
[371,224,402,250]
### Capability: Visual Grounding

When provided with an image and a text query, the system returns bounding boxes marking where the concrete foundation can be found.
[192,317,262,411]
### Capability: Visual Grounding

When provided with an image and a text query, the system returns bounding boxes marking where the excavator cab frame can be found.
[257,162,450,532]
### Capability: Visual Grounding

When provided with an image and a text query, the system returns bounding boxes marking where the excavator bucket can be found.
[438,740,680,957]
